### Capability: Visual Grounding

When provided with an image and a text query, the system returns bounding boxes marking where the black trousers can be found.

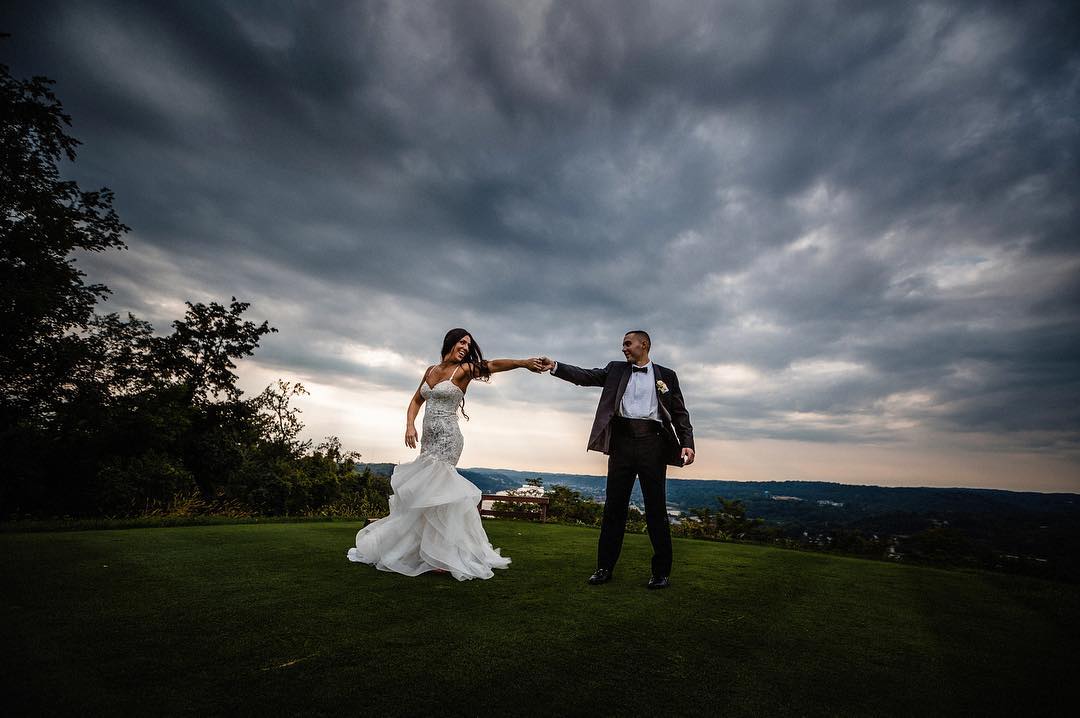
[598,418,672,577]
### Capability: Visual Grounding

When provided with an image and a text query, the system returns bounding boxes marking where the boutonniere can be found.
[656,380,669,394]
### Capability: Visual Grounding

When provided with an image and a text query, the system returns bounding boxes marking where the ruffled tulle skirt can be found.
[347,454,511,580]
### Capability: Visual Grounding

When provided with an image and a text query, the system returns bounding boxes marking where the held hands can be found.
[523,357,555,373]
[520,357,554,373]
[405,425,418,449]
[681,447,696,466]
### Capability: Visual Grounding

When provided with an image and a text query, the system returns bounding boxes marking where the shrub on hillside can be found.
[94,450,197,516]
[545,485,604,525]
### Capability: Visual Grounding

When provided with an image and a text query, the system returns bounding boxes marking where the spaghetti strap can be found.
[449,364,461,381]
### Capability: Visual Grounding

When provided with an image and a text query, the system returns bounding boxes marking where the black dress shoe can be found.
[647,576,670,590]
[587,568,613,585]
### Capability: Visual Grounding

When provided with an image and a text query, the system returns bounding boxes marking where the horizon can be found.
[4,1,1078,494]
[366,462,1080,497]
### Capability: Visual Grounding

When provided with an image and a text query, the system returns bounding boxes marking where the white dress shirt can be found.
[620,362,660,422]
[547,360,660,422]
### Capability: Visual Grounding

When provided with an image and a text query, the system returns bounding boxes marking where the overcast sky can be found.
[5,1,1078,492]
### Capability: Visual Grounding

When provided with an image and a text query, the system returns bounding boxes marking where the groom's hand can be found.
[538,356,555,372]
[681,447,695,466]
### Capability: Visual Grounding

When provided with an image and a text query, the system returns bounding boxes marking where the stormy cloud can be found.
[4,1,1078,488]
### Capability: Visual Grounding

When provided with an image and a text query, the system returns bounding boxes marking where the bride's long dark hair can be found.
[441,328,490,420]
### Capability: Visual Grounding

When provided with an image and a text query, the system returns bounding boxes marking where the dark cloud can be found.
[3,0,1078,467]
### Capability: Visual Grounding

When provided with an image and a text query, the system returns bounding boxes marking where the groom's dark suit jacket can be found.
[553,361,694,467]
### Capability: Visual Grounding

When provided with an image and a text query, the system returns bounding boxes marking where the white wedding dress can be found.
[347,370,511,580]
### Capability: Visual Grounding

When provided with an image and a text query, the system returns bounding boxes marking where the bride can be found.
[347,328,543,580]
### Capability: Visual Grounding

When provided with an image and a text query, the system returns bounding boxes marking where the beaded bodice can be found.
[419,378,465,465]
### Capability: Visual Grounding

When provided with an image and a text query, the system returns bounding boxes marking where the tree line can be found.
[0,59,388,519]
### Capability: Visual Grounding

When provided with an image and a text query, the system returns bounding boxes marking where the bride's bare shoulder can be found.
[418,364,437,384]
[461,361,491,383]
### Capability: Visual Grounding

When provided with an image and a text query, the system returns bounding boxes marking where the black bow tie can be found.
[632,365,648,373]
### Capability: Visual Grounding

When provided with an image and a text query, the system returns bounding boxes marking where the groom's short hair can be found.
[626,330,651,349]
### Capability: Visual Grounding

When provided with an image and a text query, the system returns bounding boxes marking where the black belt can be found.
[613,416,662,437]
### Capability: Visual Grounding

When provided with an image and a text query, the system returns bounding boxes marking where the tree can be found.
[78,312,161,400]
[545,484,604,525]
[160,298,277,403]
[253,379,310,456]
[677,497,768,541]
[676,505,712,538]
[0,58,129,430]
[715,497,754,538]
[903,526,976,564]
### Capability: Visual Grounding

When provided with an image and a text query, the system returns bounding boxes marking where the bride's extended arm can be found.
[486,358,545,374]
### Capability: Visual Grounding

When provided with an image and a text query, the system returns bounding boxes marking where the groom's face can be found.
[622,333,648,364]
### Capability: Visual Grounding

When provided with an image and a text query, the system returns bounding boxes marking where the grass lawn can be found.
[2,520,1077,716]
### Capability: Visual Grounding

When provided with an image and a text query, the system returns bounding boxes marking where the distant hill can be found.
[454,466,1078,515]
[357,463,398,480]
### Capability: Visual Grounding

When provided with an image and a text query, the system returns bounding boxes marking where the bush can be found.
[545,485,604,526]
[94,450,197,516]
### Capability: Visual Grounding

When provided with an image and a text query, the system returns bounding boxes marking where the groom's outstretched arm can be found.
[550,360,611,387]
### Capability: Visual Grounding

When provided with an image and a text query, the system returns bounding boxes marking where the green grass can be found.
[2,521,1076,717]
[0,514,342,533]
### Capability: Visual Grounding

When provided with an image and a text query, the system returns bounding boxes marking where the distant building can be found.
[817,499,844,507]
[771,495,803,502]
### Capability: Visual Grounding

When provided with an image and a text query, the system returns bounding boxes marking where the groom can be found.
[540,331,694,589]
